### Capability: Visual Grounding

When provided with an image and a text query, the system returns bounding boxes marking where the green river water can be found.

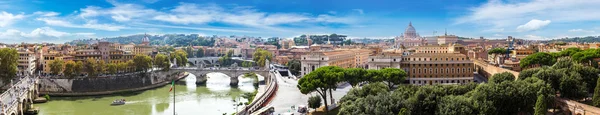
[34,73,257,115]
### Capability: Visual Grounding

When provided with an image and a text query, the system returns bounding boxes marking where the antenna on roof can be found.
[445,28,447,36]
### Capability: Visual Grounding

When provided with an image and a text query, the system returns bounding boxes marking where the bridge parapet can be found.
[1,77,38,115]
[170,67,270,86]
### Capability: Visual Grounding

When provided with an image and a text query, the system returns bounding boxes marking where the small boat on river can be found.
[111,99,126,106]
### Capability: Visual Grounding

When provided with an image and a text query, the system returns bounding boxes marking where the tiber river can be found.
[35,73,257,115]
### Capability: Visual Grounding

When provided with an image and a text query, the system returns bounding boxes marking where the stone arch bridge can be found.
[1,77,38,115]
[170,67,270,85]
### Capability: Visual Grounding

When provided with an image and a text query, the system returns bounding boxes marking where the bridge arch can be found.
[168,67,270,86]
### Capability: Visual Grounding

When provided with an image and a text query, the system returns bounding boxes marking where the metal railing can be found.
[237,71,278,115]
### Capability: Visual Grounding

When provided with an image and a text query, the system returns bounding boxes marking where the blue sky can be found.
[1,0,599,43]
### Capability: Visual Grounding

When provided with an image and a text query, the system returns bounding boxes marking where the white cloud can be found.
[568,29,595,33]
[79,3,157,22]
[315,14,356,24]
[522,35,547,40]
[483,28,504,32]
[457,0,600,27]
[0,11,24,27]
[0,27,96,43]
[148,3,356,30]
[36,18,126,31]
[516,19,551,32]
[33,11,59,17]
[79,6,102,18]
[353,9,364,15]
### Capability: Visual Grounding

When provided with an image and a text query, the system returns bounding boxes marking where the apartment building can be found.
[17,48,36,76]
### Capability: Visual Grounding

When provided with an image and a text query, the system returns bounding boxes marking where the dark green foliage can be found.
[437,96,476,115]
[308,96,322,110]
[533,67,565,90]
[379,68,407,89]
[519,68,541,80]
[489,72,515,83]
[593,78,600,107]
[520,52,556,68]
[338,92,405,115]
[529,58,599,99]
[559,72,588,99]
[0,48,19,82]
[339,82,389,104]
[196,48,204,57]
[534,94,547,115]
[297,66,344,112]
[286,59,301,76]
[487,48,506,55]
[571,48,600,66]
[265,37,281,49]
[555,47,582,57]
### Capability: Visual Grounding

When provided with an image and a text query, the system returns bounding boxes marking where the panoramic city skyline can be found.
[1,0,600,43]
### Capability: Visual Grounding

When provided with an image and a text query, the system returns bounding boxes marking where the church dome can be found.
[404,22,417,39]
[142,34,150,44]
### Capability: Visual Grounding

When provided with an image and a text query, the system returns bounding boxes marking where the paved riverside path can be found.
[267,71,351,115]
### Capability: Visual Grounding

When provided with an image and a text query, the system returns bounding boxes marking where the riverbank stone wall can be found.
[39,71,183,95]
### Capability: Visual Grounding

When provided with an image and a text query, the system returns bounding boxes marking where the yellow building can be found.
[368,45,474,85]
[42,53,63,75]
[300,50,355,76]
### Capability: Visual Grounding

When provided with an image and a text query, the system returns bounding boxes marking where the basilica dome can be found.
[403,22,418,39]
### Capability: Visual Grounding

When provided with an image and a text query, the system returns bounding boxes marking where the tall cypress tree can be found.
[592,77,600,107]
[534,94,547,115]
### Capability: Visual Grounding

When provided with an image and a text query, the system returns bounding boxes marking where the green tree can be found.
[593,77,600,107]
[488,48,506,63]
[518,68,541,80]
[437,96,476,115]
[127,60,135,73]
[555,47,582,57]
[154,54,170,71]
[49,58,64,75]
[0,48,18,83]
[106,63,118,74]
[196,48,204,57]
[490,72,515,83]
[117,62,127,73]
[74,61,83,76]
[343,68,366,87]
[380,68,407,89]
[63,61,76,78]
[253,49,272,67]
[171,50,188,66]
[559,72,588,99]
[520,52,556,68]
[287,59,301,76]
[84,58,98,77]
[297,66,343,113]
[226,50,234,57]
[308,96,322,110]
[133,55,153,72]
[185,47,194,58]
[534,94,547,115]
[97,60,106,75]
[365,69,382,82]
[571,49,600,66]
